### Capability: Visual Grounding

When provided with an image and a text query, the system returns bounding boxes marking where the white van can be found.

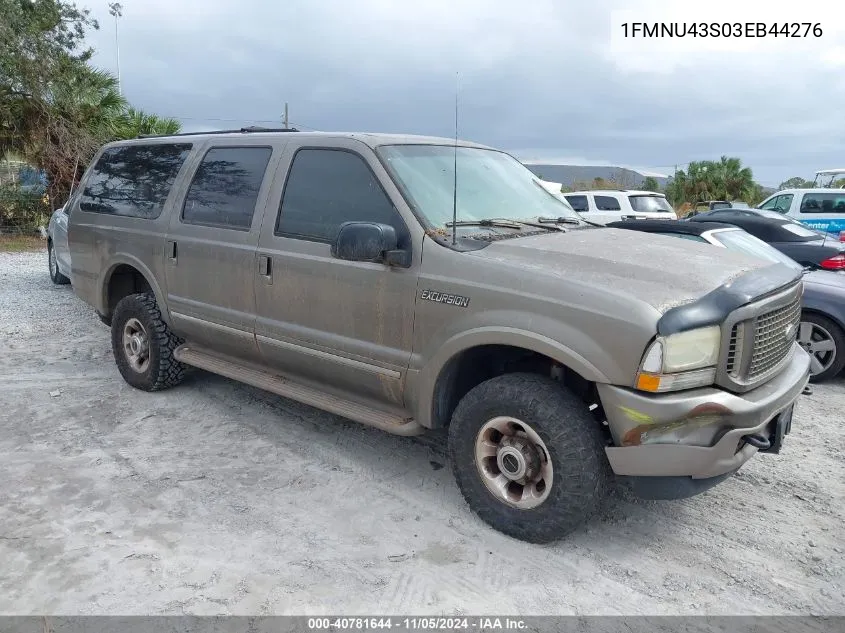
[561,189,677,224]
[758,188,845,238]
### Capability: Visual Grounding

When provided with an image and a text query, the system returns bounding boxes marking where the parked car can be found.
[66,129,809,542]
[561,189,677,224]
[46,204,71,284]
[757,188,845,237]
[608,219,845,382]
[689,211,845,272]
[686,200,732,217]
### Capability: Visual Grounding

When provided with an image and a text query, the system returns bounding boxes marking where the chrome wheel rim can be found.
[798,321,837,375]
[122,318,150,373]
[474,416,553,509]
[49,245,56,277]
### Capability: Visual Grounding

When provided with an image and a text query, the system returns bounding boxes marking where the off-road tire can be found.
[802,312,845,383]
[448,373,609,543]
[111,293,186,391]
[48,241,70,285]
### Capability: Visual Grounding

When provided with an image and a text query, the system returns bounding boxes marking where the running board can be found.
[174,345,423,436]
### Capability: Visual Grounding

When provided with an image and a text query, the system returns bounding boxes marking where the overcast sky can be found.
[82,0,844,185]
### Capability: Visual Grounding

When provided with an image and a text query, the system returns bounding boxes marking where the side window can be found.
[79,143,192,218]
[761,195,792,213]
[594,195,622,211]
[276,148,406,243]
[774,194,793,212]
[800,193,845,214]
[564,195,588,212]
[182,146,273,230]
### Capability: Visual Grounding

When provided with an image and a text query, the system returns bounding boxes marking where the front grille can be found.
[747,297,801,379]
[725,323,743,375]
[724,293,801,386]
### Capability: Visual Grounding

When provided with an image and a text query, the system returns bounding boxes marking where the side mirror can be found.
[331,221,410,267]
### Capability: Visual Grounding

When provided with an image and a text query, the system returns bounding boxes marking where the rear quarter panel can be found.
[67,142,200,322]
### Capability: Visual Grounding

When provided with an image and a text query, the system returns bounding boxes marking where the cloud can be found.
[81,0,844,185]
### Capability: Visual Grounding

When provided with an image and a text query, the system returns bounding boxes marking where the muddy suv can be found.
[67,129,811,543]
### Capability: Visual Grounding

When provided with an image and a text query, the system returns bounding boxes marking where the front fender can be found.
[802,295,845,331]
[411,309,646,428]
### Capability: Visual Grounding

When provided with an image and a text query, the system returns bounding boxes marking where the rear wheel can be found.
[48,241,70,285]
[448,373,609,543]
[799,312,845,382]
[111,293,186,391]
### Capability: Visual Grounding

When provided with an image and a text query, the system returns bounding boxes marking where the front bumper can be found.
[598,344,810,479]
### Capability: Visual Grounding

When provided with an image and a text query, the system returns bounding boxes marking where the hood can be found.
[468,227,789,313]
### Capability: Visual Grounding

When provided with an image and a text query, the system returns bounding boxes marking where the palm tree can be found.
[713,156,754,201]
[38,67,127,203]
[118,107,181,138]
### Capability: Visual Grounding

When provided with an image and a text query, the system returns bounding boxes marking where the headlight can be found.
[635,325,721,393]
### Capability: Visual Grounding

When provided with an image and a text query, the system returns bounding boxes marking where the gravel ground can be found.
[0,249,843,616]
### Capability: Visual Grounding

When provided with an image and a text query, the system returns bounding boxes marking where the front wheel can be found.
[799,312,845,382]
[448,373,609,543]
[48,241,70,285]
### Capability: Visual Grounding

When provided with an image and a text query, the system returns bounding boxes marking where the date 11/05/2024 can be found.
[308,617,527,631]
[620,22,823,38]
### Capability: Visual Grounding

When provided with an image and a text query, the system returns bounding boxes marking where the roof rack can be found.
[137,125,300,139]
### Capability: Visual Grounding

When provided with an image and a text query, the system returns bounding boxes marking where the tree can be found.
[1,1,181,208]
[779,176,814,190]
[1,0,104,203]
[712,155,754,201]
[118,107,181,138]
[664,157,756,205]
[641,176,660,192]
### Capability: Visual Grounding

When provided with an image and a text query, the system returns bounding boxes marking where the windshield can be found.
[377,145,582,227]
[628,195,673,213]
[712,229,802,271]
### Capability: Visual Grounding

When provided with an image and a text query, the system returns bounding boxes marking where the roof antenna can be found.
[451,72,459,245]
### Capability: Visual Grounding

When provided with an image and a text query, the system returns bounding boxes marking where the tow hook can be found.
[742,433,771,451]
[802,385,813,396]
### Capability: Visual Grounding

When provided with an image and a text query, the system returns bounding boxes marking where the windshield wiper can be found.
[445,219,523,229]
[537,215,605,228]
[536,216,582,225]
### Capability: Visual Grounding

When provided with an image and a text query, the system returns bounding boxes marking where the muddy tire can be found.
[111,293,186,391]
[800,312,845,383]
[448,373,609,543]
[48,241,70,285]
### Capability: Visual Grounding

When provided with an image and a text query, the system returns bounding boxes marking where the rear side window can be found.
[182,146,273,230]
[800,192,845,214]
[629,195,673,213]
[594,195,622,211]
[79,143,191,219]
[276,148,406,243]
[564,195,588,212]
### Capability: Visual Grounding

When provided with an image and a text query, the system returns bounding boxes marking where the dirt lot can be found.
[0,249,843,615]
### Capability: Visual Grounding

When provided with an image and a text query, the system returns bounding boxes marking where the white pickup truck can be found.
[758,188,845,238]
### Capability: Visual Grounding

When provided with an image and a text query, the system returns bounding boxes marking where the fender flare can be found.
[414,327,611,428]
[99,255,172,326]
